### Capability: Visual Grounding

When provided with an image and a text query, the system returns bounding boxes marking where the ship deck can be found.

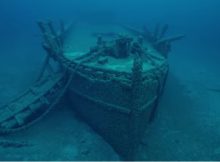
[63,22,166,73]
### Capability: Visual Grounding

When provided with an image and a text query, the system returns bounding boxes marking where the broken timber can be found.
[0,20,75,134]
[0,73,69,134]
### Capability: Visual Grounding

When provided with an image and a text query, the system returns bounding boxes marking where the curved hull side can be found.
[67,86,156,160]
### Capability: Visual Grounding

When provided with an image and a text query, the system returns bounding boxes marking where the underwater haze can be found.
[0,0,220,160]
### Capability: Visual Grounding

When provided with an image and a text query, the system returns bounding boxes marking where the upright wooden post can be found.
[127,54,143,160]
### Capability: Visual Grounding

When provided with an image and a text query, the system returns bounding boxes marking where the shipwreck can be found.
[0,20,184,160]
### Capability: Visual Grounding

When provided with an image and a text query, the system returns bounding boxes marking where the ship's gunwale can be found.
[65,54,168,84]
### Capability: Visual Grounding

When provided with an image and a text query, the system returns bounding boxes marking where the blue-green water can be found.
[0,0,220,160]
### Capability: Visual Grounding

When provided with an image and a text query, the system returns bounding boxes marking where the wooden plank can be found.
[0,107,13,123]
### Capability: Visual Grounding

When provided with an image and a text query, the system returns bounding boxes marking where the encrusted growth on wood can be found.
[0,20,173,160]
[121,24,185,57]
[0,74,69,134]
[131,55,143,111]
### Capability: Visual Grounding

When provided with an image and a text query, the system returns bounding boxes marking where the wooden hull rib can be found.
[0,73,69,134]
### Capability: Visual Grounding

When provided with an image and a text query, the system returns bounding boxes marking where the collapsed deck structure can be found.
[0,20,183,160]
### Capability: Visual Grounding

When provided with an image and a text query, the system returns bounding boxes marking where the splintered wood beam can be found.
[38,21,53,45]
[156,34,185,45]
[47,22,62,50]
[38,20,65,55]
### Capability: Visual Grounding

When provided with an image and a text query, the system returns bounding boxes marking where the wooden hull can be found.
[67,63,169,160]
[36,21,172,159]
